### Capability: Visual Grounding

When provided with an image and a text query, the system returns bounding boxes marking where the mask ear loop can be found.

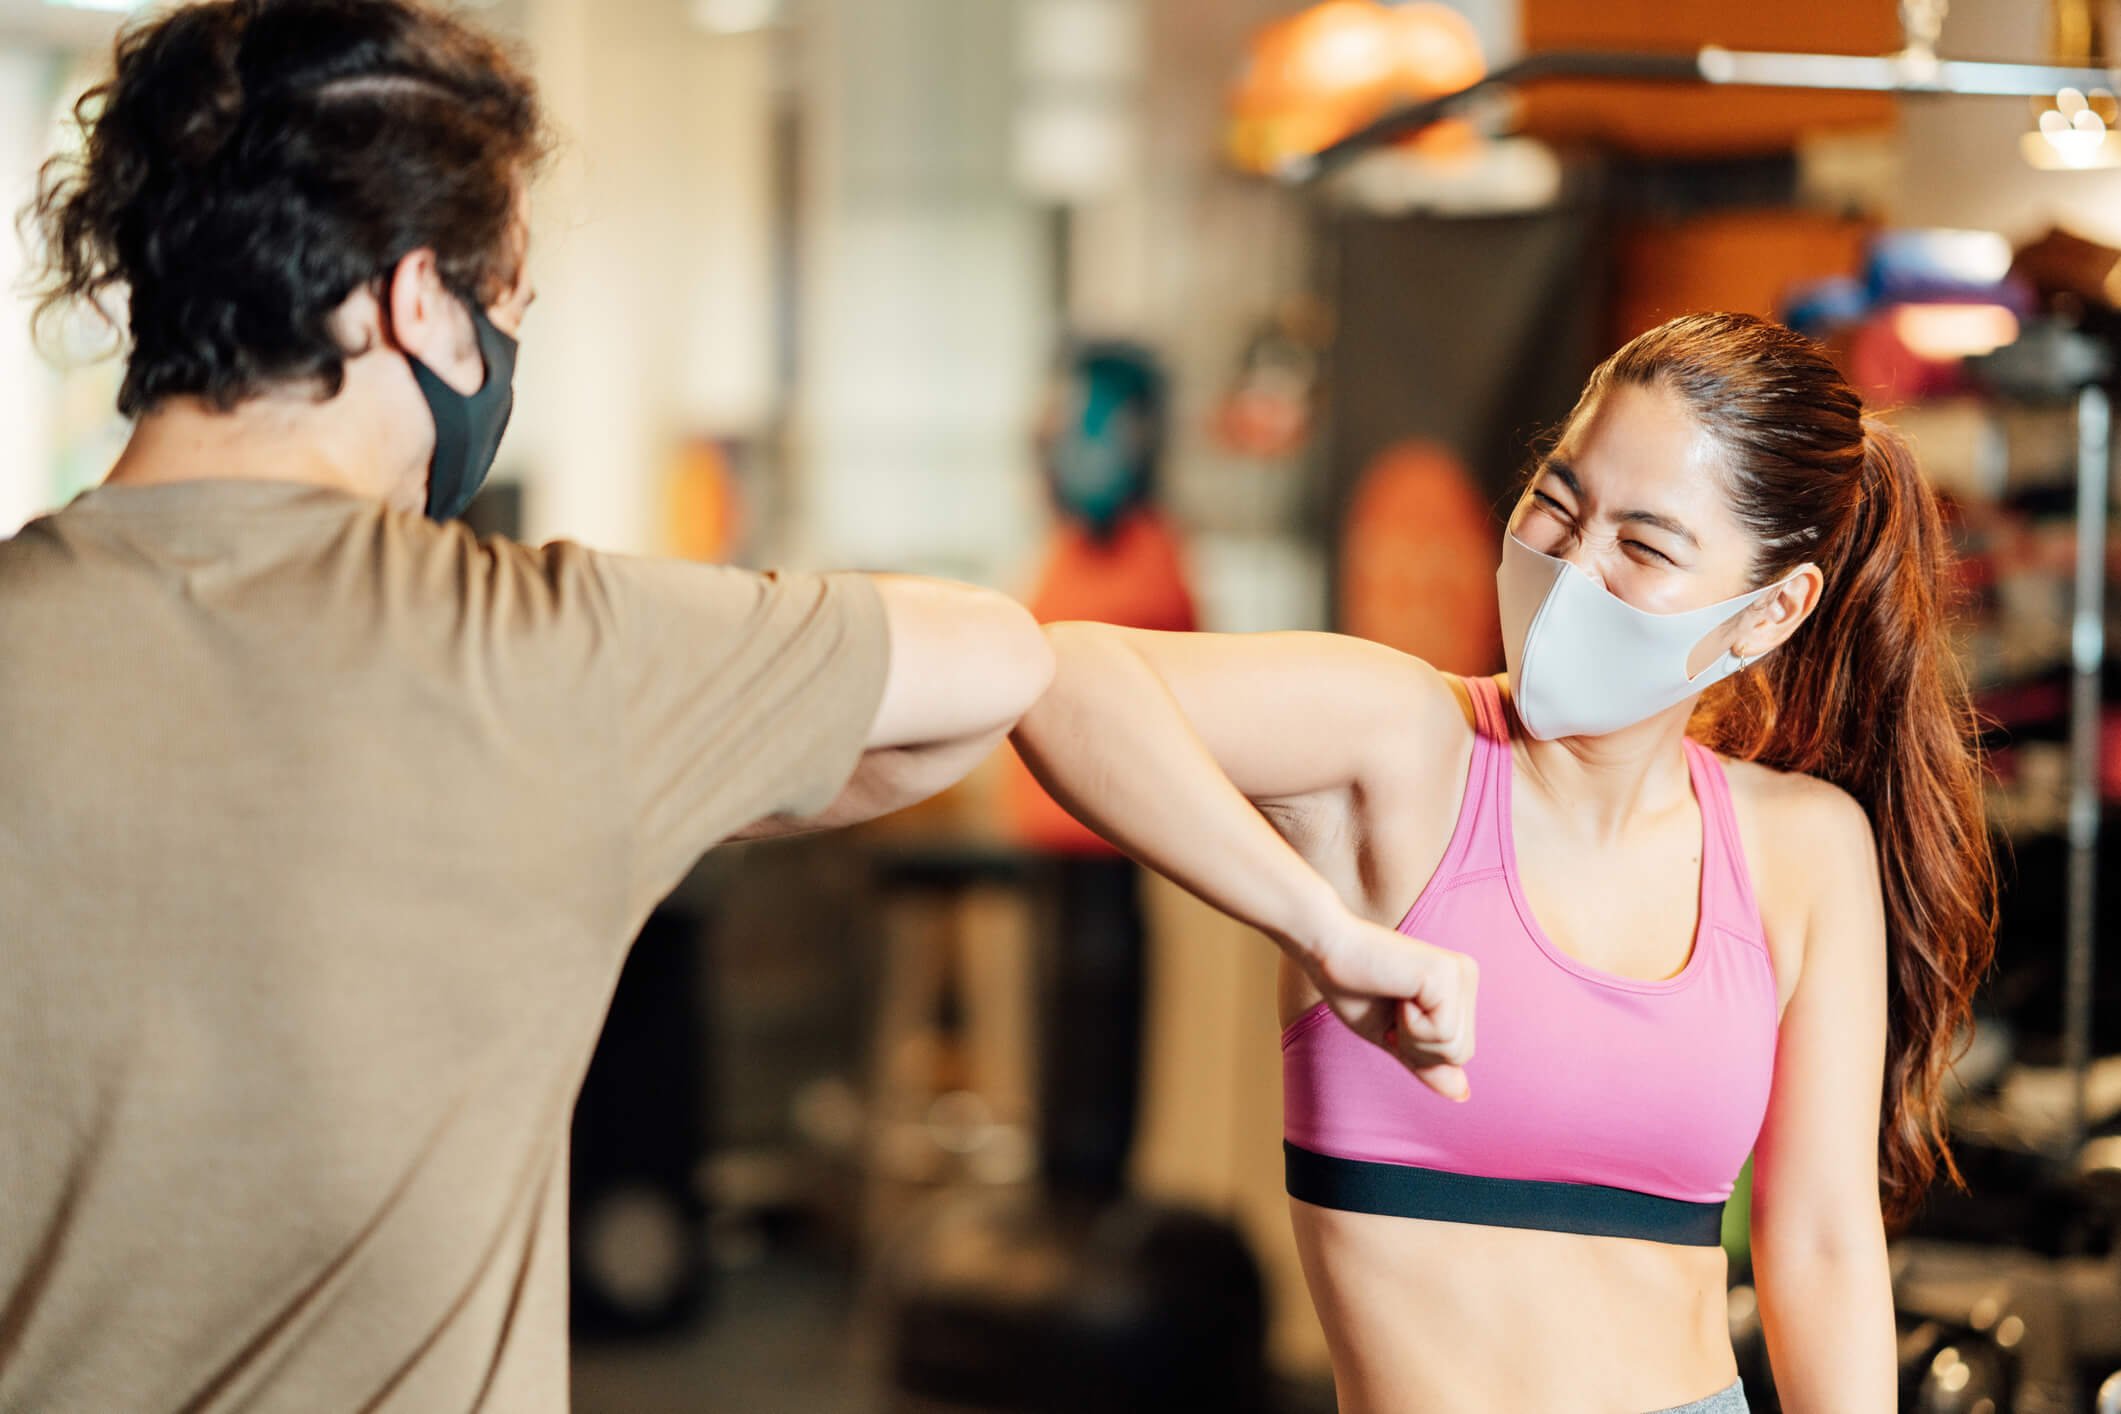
[373,266,494,381]
[1721,563,1819,674]
[1684,640,1763,690]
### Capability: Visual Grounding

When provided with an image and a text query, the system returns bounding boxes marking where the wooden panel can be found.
[1340,441,1503,676]
[1608,209,1873,350]
[1520,0,1900,155]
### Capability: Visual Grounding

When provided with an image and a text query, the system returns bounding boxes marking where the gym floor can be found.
[573,1255,870,1414]
[571,1249,1341,1414]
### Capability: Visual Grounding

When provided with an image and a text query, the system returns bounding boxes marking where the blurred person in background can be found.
[1014,313,1997,1413]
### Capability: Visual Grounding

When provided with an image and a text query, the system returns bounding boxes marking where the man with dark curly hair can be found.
[0,2,1471,1409]
[0,2,1065,1409]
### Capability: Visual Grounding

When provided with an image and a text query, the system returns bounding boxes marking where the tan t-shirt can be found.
[0,479,889,1412]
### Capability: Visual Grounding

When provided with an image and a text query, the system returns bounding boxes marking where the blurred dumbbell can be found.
[2074,1134,2121,1229]
[1915,1340,2007,1414]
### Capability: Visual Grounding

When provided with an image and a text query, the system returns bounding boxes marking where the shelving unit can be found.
[1937,327,2117,1157]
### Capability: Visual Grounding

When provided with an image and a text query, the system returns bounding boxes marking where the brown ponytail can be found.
[1578,314,1998,1224]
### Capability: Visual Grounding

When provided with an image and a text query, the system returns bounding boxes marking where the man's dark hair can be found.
[27,0,548,416]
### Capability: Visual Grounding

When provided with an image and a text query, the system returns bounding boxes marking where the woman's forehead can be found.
[1550,382,1751,543]
[1562,385,1721,488]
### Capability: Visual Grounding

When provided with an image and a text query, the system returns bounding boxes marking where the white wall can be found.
[491,0,1055,575]
[791,0,1050,582]
[503,0,1060,578]
[0,48,56,536]
[510,0,777,554]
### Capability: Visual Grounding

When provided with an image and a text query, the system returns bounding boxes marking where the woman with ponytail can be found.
[1012,311,1995,1412]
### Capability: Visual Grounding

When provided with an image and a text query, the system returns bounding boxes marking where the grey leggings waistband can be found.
[1646,1381,1750,1414]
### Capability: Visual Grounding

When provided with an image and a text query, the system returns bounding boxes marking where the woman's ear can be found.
[1737,562,1824,658]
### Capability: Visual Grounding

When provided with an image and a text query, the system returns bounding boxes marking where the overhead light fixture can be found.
[2024,0,2121,169]
[688,0,781,36]
[41,0,149,11]
[1226,1,1483,178]
[1274,0,2121,185]
[2024,88,2121,168]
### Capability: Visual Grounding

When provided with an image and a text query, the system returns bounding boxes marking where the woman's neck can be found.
[1498,678,1698,842]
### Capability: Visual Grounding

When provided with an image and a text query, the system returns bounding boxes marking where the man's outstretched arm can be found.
[733,576,1053,840]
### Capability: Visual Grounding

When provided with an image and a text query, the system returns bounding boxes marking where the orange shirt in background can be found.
[1006,511,1199,855]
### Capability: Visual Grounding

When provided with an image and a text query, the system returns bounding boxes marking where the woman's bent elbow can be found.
[991,597,1057,723]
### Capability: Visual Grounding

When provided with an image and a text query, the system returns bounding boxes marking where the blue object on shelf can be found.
[1864,228,2021,306]
[1781,275,1869,337]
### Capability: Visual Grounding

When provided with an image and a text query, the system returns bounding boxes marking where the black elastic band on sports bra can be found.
[1285,1142,1726,1248]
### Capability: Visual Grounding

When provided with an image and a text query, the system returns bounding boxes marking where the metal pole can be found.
[1284,48,2121,182]
[2066,382,2109,1157]
[1698,49,2120,97]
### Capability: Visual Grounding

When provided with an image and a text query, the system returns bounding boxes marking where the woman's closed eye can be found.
[1627,538,1676,566]
[1530,489,1575,524]
[1535,491,1679,563]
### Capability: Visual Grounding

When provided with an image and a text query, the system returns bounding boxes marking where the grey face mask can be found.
[1497,532,1799,740]
[405,299,518,521]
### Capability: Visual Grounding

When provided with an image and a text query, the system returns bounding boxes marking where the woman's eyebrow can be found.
[1542,458,1700,548]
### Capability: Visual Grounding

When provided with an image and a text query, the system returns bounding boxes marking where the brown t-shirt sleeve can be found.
[583,553,890,914]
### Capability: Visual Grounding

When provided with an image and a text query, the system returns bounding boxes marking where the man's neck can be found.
[105,392,421,515]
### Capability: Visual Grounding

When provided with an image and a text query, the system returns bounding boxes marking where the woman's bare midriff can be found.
[1288,1198,1737,1414]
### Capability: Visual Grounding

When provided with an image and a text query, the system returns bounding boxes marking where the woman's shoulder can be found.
[1715,754,1872,848]
[1713,755,1880,986]
[1374,654,1484,771]
[1288,634,1479,754]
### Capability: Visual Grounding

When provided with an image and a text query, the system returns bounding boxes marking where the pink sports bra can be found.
[1280,675,1779,1246]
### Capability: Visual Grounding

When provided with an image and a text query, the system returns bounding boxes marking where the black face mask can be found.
[405,299,518,521]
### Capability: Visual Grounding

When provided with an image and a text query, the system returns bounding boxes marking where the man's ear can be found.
[385,251,442,341]
[380,249,481,394]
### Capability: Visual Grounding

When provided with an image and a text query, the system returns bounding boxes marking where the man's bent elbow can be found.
[869,577,1054,749]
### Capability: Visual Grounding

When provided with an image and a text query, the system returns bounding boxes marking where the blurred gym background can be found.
[5,0,2121,1409]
